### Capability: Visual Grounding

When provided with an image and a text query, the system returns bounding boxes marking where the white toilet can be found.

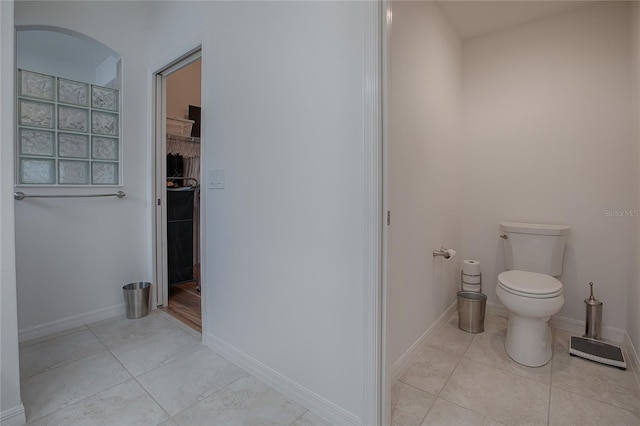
[496,221,570,367]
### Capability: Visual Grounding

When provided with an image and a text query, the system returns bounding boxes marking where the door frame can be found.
[362,1,384,424]
[381,1,392,424]
[150,41,205,331]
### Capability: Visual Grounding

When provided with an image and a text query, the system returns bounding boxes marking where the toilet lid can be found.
[498,270,563,298]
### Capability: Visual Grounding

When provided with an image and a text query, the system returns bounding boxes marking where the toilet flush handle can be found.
[500,234,508,239]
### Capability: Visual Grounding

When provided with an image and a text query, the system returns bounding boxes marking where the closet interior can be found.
[161,59,202,332]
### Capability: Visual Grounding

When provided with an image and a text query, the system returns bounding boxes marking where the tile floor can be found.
[20,310,640,426]
[391,313,640,426]
[19,311,332,426]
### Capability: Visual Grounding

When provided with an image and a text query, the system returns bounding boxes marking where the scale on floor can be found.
[568,282,626,370]
[569,336,626,369]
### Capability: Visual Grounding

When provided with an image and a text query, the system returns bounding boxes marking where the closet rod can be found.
[167,134,200,143]
[14,191,126,200]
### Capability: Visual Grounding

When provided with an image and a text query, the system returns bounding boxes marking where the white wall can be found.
[461,2,636,332]
[0,1,26,423]
[166,59,201,119]
[17,30,118,85]
[628,2,640,363]
[388,1,463,367]
[149,1,369,421]
[14,1,153,338]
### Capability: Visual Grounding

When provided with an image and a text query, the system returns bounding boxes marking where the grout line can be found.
[123,342,211,380]
[24,372,133,424]
[156,309,202,340]
[396,378,437,426]
[288,409,309,425]
[19,324,112,381]
[459,333,552,385]
[169,375,248,419]
[86,326,173,422]
[549,383,640,418]
[396,379,437,397]
[115,335,251,422]
[90,319,190,353]
[19,346,110,381]
[132,375,172,423]
[91,316,247,420]
[418,311,469,425]
[23,317,246,425]
[19,325,90,348]
[549,330,640,418]
[20,325,122,421]
[86,326,132,375]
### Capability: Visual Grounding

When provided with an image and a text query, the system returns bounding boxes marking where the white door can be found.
[153,49,202,309]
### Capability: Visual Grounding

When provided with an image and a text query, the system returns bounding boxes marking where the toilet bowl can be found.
[496,270,564,367]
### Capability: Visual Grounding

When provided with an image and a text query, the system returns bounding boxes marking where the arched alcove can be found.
[15,27,122,186]
[16,26,121,87]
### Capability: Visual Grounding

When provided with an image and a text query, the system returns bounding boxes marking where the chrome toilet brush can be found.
[568,282,626,369]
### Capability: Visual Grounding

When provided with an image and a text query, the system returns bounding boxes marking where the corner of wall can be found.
[0,0,24,419]
[389,300,457,384]
[0,404,26,426]
[203,332,361,426]
[624,332,640,385]
[628,0,640,368]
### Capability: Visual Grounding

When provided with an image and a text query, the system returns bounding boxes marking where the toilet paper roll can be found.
[462,273,481,284]
[462,260,481,276]
[445,249,457,259]
[462,282,482,292]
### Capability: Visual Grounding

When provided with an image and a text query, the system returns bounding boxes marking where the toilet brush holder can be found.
[568,281,626,369]
[584,282,602,340]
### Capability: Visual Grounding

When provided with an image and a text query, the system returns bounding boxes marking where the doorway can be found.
[154,50,203,333]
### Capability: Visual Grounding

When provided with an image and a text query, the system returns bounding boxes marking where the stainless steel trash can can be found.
[123,282,151,319]
[457,291,486,333]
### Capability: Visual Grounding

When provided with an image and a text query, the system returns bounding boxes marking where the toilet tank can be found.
[500,222,570,276]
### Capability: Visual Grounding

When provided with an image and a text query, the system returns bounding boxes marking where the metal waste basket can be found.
[123,282,151,319]
[457,291,486,333]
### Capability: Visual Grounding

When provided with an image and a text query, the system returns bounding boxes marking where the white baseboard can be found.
[1,404,25,426]
[390,301,457,385]
[623,333,640,383]
[549,315,624,342]
[204,332,360,426]
[487,301,625,342]
[18,303,124,343]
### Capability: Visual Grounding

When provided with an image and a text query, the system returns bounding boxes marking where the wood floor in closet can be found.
[161,281,202,333]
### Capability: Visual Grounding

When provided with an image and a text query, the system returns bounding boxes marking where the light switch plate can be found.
[208,169,224,189]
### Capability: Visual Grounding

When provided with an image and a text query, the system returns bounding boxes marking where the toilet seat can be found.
[498,270,563,299]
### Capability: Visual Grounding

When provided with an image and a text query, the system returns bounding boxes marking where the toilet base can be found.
[504,313,553,367]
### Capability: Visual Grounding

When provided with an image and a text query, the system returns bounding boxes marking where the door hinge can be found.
[157,198,161,206]
[387,211,391,226]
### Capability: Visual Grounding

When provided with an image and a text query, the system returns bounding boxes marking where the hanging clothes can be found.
[183,157,200,182]
[166,133,201,289]
[167,135,200,158]
[167,134,200,182]
[166,154,184,186]
[166,153,183,177]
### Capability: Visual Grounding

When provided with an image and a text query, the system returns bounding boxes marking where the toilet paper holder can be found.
[433,247,456,259]
[461,271,483,292]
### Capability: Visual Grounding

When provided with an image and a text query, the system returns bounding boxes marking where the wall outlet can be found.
[208,169,224,189]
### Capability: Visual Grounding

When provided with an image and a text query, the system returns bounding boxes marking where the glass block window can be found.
[17,69,120,185]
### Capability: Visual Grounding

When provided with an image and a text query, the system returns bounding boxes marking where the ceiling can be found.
[436,1,593,39]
